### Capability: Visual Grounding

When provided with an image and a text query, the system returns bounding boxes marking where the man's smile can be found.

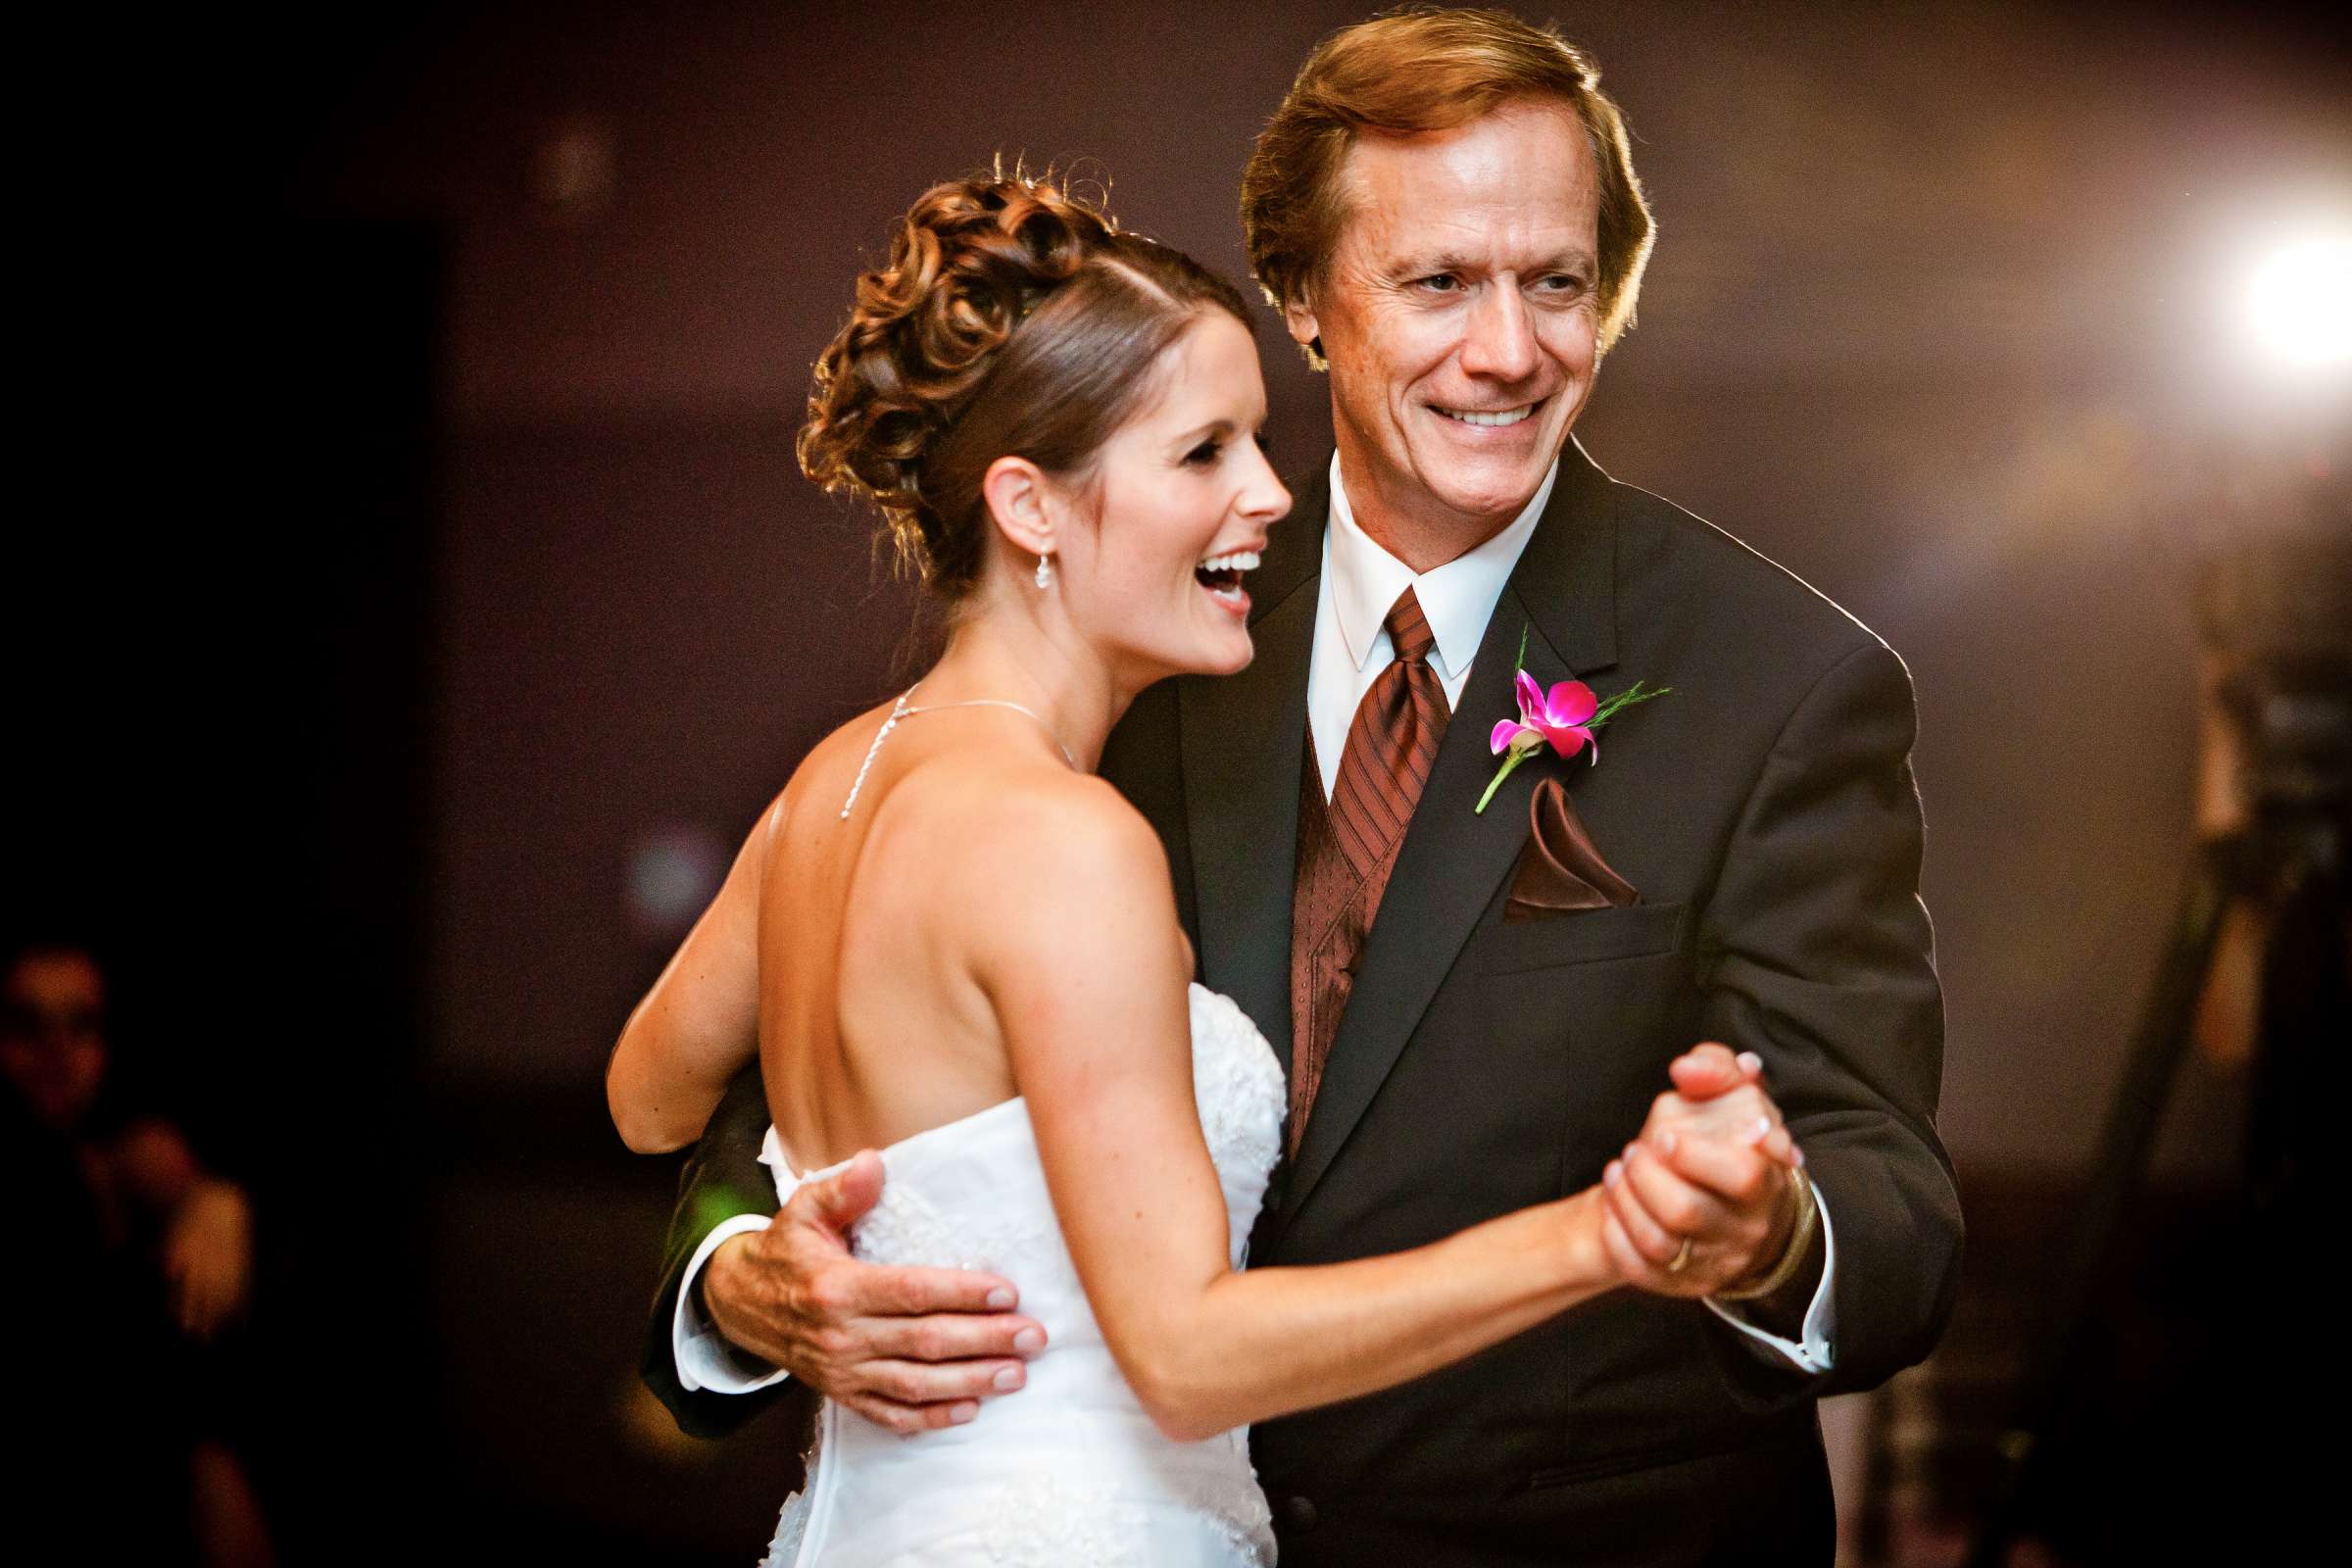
[1431,400,1544,428]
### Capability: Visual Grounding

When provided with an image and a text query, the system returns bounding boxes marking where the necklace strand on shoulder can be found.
[839,687,1076,818]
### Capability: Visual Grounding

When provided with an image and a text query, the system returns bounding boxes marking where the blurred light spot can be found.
[528,119,616,220]
[2246,234,2352,371]
[2002,405,2150,544]
[626,825,725,942]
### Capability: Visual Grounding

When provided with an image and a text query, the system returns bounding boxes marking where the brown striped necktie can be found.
[1287,587,1451,1144]
[1327,587,1451,880]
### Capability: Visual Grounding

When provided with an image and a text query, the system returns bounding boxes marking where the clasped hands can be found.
[1598,1042,1808,1301]
[702,1040,1805,1433]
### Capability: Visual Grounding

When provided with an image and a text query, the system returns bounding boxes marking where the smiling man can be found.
[645,10,1959,1564]
[1288,97,1603,571]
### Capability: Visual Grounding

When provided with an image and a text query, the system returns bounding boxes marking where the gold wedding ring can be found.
[1667,1237,1693,1273]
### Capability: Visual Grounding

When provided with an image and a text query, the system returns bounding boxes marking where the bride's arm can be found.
[609,796,777,1153]
[969,781,1621,1444]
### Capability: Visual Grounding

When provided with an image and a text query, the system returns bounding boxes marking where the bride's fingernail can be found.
[950,1401,978,1424]
[1013,1327,1045,1353]
[1751,1116,1773,1142]
[993,1366,1024,1393]
[1604,1160,1622,1186]
[1791,1146,1807,1168]
[986,1288,1016,1310]
[1737,1052,1763,1075]
[1656,1130,1678,1156]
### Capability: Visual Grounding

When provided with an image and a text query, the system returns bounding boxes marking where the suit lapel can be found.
[1280,441,1621,1221]
[1179,464,1328,1076]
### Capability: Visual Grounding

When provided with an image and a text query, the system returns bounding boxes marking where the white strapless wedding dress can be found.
[760,983,1288,1567]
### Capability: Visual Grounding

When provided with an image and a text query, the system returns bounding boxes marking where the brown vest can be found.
[1287,735,1412,1154]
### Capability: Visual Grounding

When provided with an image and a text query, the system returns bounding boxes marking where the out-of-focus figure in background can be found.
[1,937,275,1567]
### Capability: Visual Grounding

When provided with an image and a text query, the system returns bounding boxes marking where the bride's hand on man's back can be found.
[703,1151,1051,1435]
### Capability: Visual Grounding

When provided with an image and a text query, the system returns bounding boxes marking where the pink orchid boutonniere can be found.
[1475,627,1670,814]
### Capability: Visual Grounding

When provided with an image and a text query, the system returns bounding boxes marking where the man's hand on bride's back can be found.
[702,1150,1049,1435]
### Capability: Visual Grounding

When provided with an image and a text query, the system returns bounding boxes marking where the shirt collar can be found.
[1324,453,1559,681]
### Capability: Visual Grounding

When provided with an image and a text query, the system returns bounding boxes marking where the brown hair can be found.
[1240,6,1655,361]
[799,167,1253,601]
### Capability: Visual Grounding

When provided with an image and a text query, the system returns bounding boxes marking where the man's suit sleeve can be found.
[1697,637,1963,1396]
[640,1060,813,1439]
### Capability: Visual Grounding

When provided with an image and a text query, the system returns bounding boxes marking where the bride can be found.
[608,171,1780,1566]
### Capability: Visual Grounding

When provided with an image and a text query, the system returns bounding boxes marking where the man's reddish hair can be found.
[1241,6,1655,359]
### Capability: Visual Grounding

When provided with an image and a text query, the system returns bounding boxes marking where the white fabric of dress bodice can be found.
[760,983,1287,1567]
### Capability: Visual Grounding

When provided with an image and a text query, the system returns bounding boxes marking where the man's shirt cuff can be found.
[672,1212,792,1395]
[1703,1178,1838,1374]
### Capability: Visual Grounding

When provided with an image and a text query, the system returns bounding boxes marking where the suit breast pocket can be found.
[1471,902,1689,975]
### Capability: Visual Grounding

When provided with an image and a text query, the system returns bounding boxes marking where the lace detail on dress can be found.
[761,1413,823,1568]
[1170,1432,1277,1565]
[851,1176,1044,1273]
[1185,986,1287,1220]
[979,1476,1152,1567]
[764,1489,809,1568]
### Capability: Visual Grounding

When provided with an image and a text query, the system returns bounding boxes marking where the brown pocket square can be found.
[1504,776,1640,919]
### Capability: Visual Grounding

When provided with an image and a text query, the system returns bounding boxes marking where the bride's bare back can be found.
[758,697,1082,1172]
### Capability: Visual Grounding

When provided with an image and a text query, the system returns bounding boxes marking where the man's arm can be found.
[1593,636,1957,1391]
[642,1062,805,1440]
[1689,637,1961,1394]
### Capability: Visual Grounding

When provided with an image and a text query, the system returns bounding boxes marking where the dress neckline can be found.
[762,1094,1033,1189]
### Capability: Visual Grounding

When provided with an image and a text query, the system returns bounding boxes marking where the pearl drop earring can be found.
[1034,552,1054,589]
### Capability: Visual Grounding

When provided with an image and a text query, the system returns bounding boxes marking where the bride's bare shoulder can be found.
[950,757,1151,859]
[934,760,1171,935]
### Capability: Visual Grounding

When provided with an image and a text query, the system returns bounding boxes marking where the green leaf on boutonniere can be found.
[1477,624,1671,813]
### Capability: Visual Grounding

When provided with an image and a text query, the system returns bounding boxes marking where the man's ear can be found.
[1282,293,1321,356]
[980,455,1054,559]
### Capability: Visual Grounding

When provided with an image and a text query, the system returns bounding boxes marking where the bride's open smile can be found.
[1034,310,1288,687]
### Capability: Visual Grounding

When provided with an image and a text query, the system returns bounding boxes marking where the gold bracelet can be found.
[1714,1164,1818,1302]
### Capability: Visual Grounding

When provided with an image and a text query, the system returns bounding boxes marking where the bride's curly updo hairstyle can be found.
[799,167,1254,601]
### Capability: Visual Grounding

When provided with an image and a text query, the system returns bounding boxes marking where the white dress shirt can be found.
[671,451,1837,1391]
[1308,455,1556,794]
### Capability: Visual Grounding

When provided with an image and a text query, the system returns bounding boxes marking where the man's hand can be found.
[701,1151,1048,1434]
[1600,1044,1807,1299]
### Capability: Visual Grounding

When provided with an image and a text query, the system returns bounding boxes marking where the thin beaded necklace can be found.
[839,686,1077,819]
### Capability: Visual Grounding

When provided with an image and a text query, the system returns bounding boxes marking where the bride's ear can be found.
[981,456,1055,563]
